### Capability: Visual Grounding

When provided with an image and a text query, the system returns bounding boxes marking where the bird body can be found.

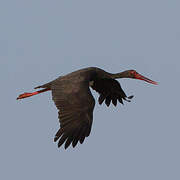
[17,67,157,149]
[36,67,109,88]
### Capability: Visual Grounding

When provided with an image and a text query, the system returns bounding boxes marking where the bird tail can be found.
[34,82,52,89]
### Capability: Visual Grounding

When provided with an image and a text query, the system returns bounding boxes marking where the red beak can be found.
[135,73,158,85]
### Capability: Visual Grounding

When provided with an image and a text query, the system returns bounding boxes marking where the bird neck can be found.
[110,71,130,79]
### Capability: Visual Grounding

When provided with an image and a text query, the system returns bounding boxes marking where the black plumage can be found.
[17,67,157,149]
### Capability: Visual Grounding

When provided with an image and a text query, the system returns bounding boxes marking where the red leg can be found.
[17,88,50,100]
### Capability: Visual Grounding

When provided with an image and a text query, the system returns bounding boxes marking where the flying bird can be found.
[17,67,157,149]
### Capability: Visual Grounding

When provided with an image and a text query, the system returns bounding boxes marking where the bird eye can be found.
[130,70,137,77]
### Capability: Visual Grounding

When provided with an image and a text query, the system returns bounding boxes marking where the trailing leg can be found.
[17,88,50,100]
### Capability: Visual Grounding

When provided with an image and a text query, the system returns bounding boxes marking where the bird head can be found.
[129,70,158,85]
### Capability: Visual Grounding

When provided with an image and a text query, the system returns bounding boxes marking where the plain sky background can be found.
[1,0,180,179]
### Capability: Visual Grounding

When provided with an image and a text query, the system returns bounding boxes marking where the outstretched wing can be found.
[51,80,95,149]
[91,78,133,106]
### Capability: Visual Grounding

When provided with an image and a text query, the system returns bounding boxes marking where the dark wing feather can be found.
[52,80,95,149]
[91,78,132,107]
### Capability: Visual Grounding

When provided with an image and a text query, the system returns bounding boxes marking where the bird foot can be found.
[16,92,34,100]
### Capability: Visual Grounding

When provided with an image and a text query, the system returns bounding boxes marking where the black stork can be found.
[17,67,158,149]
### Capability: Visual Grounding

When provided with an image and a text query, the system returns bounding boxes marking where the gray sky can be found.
[1,0,180,179]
